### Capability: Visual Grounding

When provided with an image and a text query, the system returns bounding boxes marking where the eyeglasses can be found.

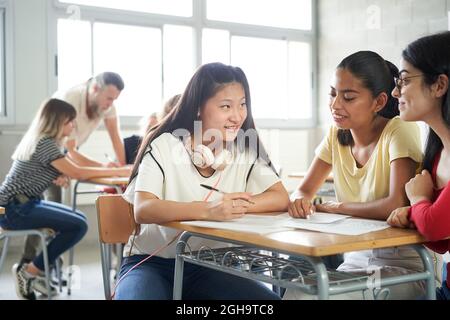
[394,74,423,92]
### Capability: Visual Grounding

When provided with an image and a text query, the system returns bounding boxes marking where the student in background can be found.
[285,51,426,300]
[0,99,129,300]
[54,72,126,168]
[17,72,127,292]
[117,62,289,300]
[124,94,181,165]
[387,31,450,300]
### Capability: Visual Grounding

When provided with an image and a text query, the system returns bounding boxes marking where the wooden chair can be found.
[96,194,138,299]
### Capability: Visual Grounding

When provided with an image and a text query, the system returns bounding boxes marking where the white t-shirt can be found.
[52,82,117,146]
[122,132,280,258]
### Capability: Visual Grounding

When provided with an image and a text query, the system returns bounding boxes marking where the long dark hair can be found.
[130,62,275,182]
[336,51,399,146]
[402,31,450,172]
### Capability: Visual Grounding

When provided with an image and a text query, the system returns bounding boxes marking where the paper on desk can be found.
[303,212,350,224]
[181,214,293,235]
[282,217,390,236]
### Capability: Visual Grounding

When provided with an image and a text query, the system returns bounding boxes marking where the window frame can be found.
[0,0,14,125]
[50,0,317,129]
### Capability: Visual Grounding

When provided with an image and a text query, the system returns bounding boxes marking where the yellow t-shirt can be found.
[315,117,423,204]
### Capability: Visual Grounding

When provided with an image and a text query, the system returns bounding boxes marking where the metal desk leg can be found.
[173,232,191,300]
[67,180,80,295]
[301,255,330,300]
[413,244,436,300]
[100,242,112,299]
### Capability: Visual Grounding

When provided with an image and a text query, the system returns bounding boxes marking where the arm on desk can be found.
[134,191,253,224]
[65,138,104,167]
[104,117,126,165]
[317,157,416,220]
[246,181,289,213]
[289,157,332,219]
[51,156,130,181]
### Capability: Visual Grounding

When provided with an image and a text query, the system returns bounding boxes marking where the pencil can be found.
[199,184,256,204]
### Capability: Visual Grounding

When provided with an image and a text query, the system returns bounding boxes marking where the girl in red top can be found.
[387,31,450,300]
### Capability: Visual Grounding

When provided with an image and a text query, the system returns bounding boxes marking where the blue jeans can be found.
[436,281,450,300]
[0,198,88,271]
[115,255,281,300]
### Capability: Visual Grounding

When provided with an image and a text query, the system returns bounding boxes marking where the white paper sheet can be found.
[303,212,350,224]
[282,217,390,236]
[181,214,292,235]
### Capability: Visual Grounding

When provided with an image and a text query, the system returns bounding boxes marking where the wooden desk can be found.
[167,217,436,300]
[0,206,4,215]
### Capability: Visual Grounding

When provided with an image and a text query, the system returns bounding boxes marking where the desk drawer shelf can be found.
[179,246,369,296]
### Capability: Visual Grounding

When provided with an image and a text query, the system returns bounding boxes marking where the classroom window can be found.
[53,0,316,128]
[57,19,91,91]
[57,20,163,117]
[206,0,312,30]
[58,0,192,17]
[0,1,13,125]
[202,32,312,120]
[163,25,195,100]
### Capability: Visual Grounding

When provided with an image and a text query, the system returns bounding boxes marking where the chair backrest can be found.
[96,194,138,244]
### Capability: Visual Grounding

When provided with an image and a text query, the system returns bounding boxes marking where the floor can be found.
[0,241,107,300]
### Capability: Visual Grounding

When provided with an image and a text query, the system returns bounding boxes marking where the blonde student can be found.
[387,31,450,300]
[117,62,289,300]
[0,98,129,300]
[284,51,426,300]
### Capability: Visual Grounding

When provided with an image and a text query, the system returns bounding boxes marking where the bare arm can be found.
[295,157,333,200]
[134,191,250,224]
[246,181,289,213]
[51,156,130,181]
[104,117,126,165]
[65,138,104,167]
[318,157,417,220]
[288,157,332,218]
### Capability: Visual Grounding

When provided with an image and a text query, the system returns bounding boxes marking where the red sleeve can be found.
[410,182,450,242]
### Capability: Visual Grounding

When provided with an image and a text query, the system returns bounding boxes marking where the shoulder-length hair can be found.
[12,98,76,161]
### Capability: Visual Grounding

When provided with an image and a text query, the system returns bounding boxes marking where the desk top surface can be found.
[0,206,4,215]
[165,214,426,257]
[83,176,130,186]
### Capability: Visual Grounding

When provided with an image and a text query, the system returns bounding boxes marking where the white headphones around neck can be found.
[184,136,232,171]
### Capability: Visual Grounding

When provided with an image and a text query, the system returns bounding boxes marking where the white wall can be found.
[317,0,450,129]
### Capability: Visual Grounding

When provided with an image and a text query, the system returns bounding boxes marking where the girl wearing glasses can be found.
[285,51,428,300]
[387,31,450,300]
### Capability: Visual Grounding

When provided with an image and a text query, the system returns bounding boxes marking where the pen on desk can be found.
[199,184,256,205]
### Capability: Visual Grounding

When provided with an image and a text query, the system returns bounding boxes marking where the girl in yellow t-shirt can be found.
[285,51,427,300]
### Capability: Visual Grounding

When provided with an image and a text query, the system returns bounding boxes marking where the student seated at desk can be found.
[118,62,289,300]
[0,98,130,300]
[387,31,450,300]
[285,51,428,300]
